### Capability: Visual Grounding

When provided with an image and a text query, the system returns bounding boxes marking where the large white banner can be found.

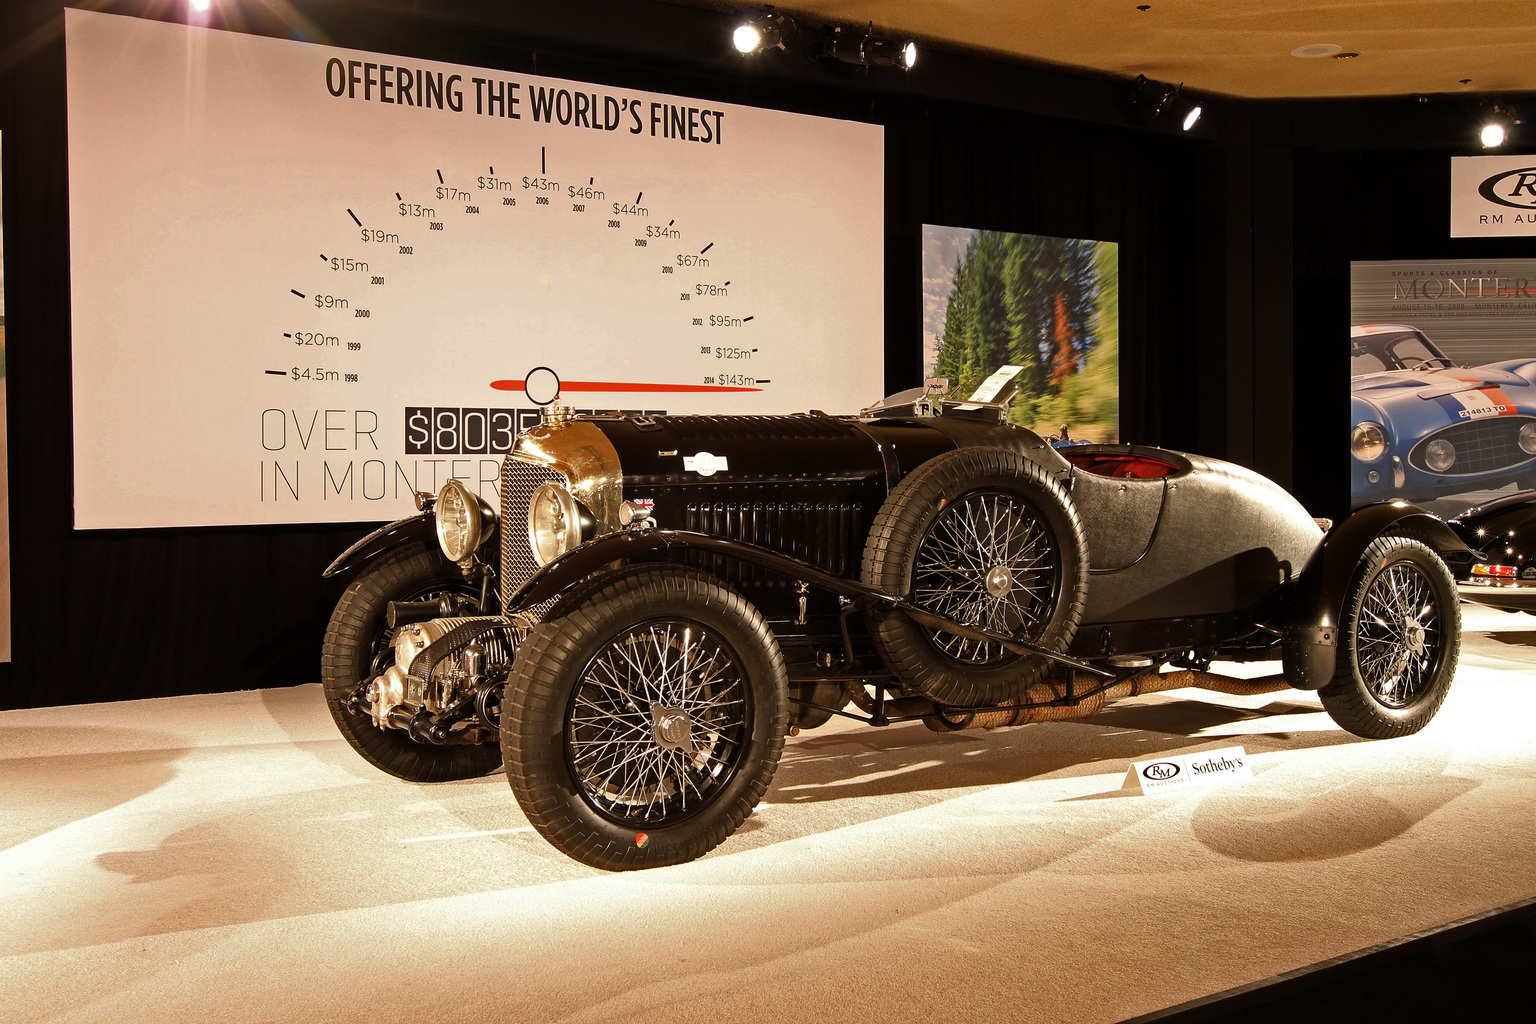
[66,10,884,529]
[1451,155,1536,238]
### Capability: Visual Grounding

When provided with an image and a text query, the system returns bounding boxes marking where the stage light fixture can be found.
[1480,101,1519,148]
[821,24,918,70]
[733,8,795,55]
[1130,74,1201,131]
[1175,96,1202,131]
[184,0,213,26]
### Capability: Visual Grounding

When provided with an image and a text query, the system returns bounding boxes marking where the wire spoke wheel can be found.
[1321,536,1459,739]
[862,447,1087,707]
[913,490,1060,663]
[505,565,787,870]
[1354,561,1440,708]
[567,619,750,826]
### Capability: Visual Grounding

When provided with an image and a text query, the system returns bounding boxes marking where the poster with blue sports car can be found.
[1350,259,1536,515]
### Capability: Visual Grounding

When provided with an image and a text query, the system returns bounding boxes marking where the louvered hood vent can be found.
[683,501,863,586]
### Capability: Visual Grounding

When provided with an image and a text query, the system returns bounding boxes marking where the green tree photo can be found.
[927,228,1118,441]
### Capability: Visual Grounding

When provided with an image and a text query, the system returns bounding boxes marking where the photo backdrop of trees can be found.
[926,228,1118,442]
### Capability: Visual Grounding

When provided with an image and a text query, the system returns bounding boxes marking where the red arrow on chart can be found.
[491,379,763,393]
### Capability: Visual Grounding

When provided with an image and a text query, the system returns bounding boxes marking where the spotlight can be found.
[188,0,212,10]
[1480,101,1519,148]
[1130,74,1202,131]
[821,24,918,70]
[732,8,795,55]
[1175,96,1203,131]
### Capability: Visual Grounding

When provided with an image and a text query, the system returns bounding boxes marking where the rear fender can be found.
[1280,502,1467,689]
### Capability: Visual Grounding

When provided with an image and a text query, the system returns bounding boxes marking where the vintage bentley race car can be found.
[1351,323,1536,502]
[322,372,1469,870]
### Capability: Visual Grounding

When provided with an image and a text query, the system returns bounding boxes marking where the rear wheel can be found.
[503,565,787,870]
[321,543,503,782]
[1320,537,1459,739]
[861,447,1088,707]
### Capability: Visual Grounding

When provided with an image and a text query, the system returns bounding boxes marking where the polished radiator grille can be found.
[500,458,567,610]
[683,502,863,586]
[1410,416,1536,476]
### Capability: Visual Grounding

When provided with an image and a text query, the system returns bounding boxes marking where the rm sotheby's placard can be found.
[1126,746,1252,794]
[1451,156,1536,237]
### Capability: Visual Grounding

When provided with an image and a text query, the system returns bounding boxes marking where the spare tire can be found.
[860,447,1088,707]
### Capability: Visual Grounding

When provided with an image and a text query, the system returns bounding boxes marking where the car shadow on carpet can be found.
[769,698,1358,806]
[0,726,188,852]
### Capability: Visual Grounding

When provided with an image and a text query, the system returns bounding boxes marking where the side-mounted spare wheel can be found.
[321,542,504,782]
[503,565,788,870]
[861,446,1089,707]
[1320,536,1459,739]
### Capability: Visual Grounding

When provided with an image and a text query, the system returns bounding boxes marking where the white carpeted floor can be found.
[2,606,1534,1023]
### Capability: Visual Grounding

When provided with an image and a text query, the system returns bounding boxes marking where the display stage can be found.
[2,607,1534,1023]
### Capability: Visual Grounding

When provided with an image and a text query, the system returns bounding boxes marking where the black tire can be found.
[503,565,787,870]
[861,447,1088,707]
[321,543,503,782]
[1319,536,1460,739]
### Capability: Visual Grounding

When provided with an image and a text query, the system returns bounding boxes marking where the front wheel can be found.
[1320,537,1460,739]
[321,542,503,782]
[503,565,787,870]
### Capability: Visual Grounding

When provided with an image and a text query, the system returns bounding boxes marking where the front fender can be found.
[1279,501,1468,689]
[322,513,438,579]
[324,491,499,579]
[505,529,869,610]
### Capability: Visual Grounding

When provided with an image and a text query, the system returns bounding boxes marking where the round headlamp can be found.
[435,479,484,563]
[1424,438,1457,473]
[1520,421,1536,456]
[1351,422,1387,464]
[528,482,591,566]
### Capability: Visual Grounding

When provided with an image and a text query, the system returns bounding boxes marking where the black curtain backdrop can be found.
[0,0,1527,708]
[1291,114,1536,519]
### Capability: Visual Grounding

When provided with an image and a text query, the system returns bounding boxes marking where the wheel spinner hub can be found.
[984,564,1015,599]
[1402,618,1426,654]
[651,705,695,752]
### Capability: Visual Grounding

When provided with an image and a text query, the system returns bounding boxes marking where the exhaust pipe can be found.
[924,670,1290,732]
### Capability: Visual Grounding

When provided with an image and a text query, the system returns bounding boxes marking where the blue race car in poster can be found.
[1351,324,1536,504]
